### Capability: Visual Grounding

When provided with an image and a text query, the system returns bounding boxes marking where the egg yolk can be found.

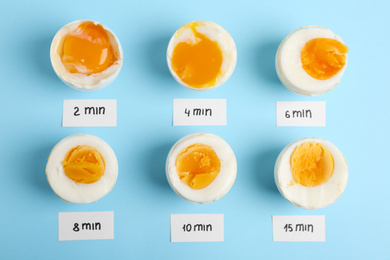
[301,38,348,80]
[175,143,221,190]
[171,22,223,88]
[62,145,105,184]
[61,21,117,76]
[290,142,334,187]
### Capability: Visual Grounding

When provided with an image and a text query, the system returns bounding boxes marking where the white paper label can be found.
[276,101,326,127]
[170,214,224,242]
[272,215,325,242]
[173,99,226,126]
[58,211,114,241]
[62,99,117,127]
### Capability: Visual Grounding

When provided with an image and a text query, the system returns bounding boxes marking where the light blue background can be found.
[1,0,389,259]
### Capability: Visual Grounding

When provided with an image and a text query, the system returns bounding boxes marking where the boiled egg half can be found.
[167,21,237,91]
[274,137,348,209]
[166,133,237,204]
[46,134,118,204]
[276,26,348,96]
[50,20,123,91]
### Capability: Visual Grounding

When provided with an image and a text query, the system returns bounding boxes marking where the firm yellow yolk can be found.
[175,143,221,190]
[62,145,105,184]
[290,142,334,187]
[61,21,116,76]
[301,38,348,80]
[171,22,223,88]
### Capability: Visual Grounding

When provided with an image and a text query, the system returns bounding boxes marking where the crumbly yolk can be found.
[301,38,348,80]
[290,142,334,187]
[175,143,221,190]
[61,21,117,75]
[62,145,105,184]
[171,22,223,88]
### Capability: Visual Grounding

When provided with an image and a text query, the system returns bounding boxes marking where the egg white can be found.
[275,26,347,96]
[166,133,237,204]
[46,134,118,204]
[274,137,348,209]
[50,20,123,91]
[166,21,237,91]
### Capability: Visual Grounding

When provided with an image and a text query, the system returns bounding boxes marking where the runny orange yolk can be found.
[61,21,116,76]
[175,143,221,190]
[171,22,223,88]
[62,145,105,184]
[290,142,334,187]
[301,38,348,80]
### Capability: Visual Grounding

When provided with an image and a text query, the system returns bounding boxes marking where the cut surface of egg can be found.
[46,134,118,204]
[275,26,348,96]
[167,21,237,91]
[274,137,348,209]
[50,20,123,91]
[166,133,237,204]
